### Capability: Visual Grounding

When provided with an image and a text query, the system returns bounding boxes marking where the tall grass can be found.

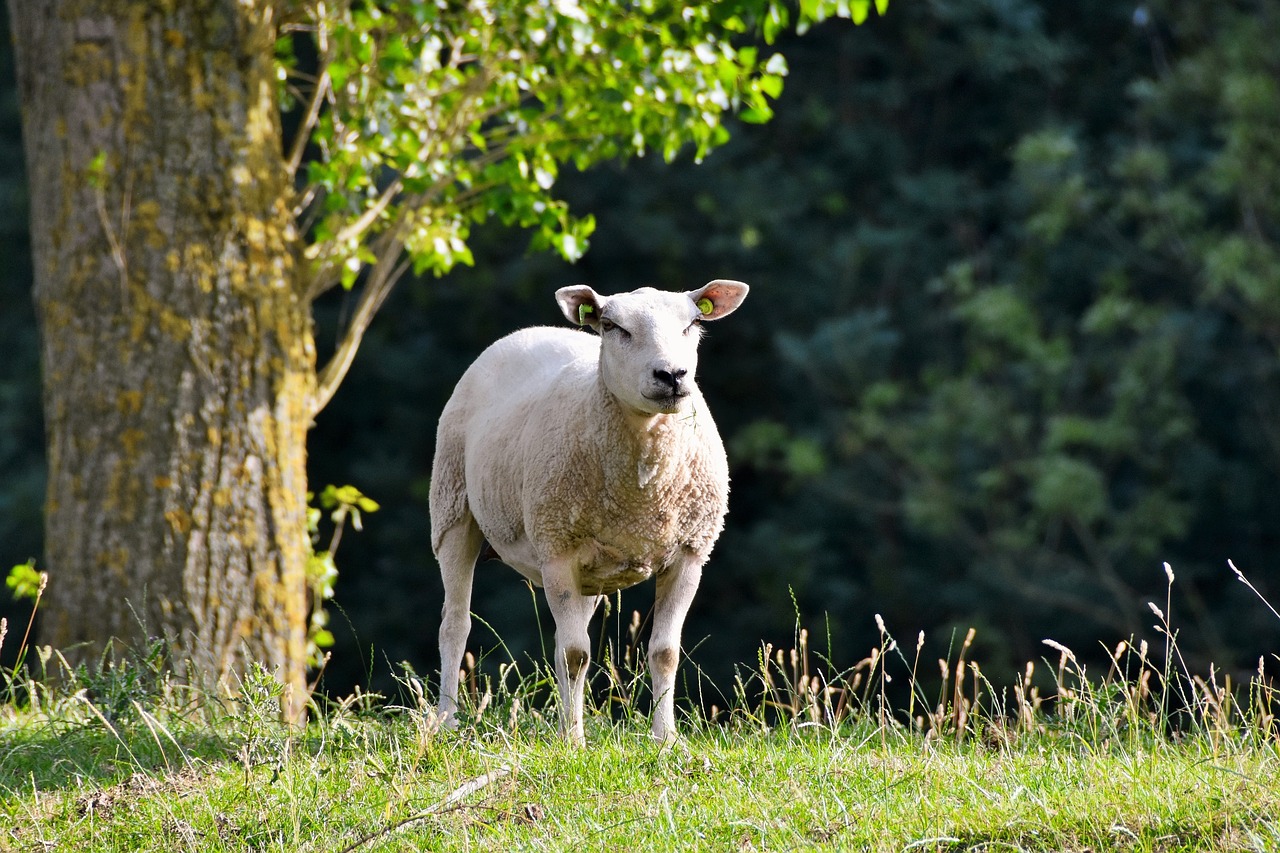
[2,560,1278,851]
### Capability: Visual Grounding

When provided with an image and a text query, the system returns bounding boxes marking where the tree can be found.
[7,0,885,719]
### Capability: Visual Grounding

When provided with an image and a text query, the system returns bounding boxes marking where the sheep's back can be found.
[449,326,597,410]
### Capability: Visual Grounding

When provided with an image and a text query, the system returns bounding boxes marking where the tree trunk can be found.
[9,0,313,721]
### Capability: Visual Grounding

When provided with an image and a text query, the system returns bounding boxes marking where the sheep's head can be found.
[555,280,749,416]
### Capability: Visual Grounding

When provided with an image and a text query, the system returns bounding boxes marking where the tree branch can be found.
[311,227,410,416]
[286,7,333,178]
[304,174,403,263]
[287,69,330,177]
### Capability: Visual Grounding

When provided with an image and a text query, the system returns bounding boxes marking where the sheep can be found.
[430,279,750,742]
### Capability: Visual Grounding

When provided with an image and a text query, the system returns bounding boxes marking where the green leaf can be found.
[340,256,361,290]
[555,232,584,261]
[738,106,773,124]
[762,3,788,43]
[328,57,351,91]
[6,559,45,602]
[86,151,108,189]
[320,484,379,514]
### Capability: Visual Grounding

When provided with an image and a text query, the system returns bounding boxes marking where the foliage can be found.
[299,3,731,282]
[283,0,888,407]
[301,0,1280,696]
[7,0,890,691]
[4,561,42,603]
[788,0,1280,670]
[305,486,380,665]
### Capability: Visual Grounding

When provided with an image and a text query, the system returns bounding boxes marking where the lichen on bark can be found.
[10,0,316,721]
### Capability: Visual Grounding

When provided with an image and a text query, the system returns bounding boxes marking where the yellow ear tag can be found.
[696,298,714,316]
[578,304,594,325]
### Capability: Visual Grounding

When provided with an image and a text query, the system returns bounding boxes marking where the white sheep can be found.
[431,279,750,742]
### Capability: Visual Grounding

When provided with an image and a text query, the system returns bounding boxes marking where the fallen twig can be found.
[334,762,517,853]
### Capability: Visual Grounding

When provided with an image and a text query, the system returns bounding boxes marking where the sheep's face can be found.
[556,281,749,417]
[595,288,703,416]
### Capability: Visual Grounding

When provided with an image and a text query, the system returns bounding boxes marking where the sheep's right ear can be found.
[555,285,606,329]
[687,279,749,320]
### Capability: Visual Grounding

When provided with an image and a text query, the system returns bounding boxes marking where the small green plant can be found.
[3,559,48,696]
[5,558,45,602]
[305,485,380,667]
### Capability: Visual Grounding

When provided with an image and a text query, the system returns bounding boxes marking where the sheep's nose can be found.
[653,367,688,392]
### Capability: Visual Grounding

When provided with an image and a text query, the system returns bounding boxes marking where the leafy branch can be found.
[274,0,886,415]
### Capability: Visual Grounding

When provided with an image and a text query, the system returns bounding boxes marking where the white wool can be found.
[431,280,748,743]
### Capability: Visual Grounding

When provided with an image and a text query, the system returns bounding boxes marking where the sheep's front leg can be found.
[649,555,704,742]
[543,558,602,744]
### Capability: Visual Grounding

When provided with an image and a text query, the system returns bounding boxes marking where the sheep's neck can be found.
[596,380,686,490]
[618,403,677,433]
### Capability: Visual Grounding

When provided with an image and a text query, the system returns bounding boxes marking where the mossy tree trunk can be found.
[9,1,313,720]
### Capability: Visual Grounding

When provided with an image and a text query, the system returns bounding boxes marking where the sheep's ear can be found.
[687,279,749,320]
[555,285,606,329]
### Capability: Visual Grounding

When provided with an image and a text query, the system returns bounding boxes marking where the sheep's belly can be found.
[577,558,655,596]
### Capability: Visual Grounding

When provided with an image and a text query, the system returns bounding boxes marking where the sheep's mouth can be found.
[644,391,690,411]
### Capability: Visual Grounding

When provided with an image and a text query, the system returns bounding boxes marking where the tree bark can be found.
[9,0,313,721]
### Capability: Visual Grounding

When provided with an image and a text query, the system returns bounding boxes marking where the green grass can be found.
[2,644,1278,851]
[3,566,1280,852]
[2,694,1277,852]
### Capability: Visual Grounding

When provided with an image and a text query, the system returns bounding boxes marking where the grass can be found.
[2,565,1279,852]
[3,691,1277,852]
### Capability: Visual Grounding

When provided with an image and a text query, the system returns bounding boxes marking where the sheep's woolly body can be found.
[432,279,749,743]
[431,326,728,596]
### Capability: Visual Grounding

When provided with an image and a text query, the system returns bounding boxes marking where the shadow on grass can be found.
[0,716,236,795]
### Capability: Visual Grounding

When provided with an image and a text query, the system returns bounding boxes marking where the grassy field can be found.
[4,707,1278,852]
[3,569,1279,851]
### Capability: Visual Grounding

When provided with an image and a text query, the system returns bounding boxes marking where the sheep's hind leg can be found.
[436,516,484,729]
[542,557,601,744]
[649,555,705,742]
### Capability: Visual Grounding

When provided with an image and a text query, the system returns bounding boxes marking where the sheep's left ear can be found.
[555,285,607,329]
[687,279,749,320]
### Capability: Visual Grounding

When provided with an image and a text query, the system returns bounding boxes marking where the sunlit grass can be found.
[2,562,1279,852]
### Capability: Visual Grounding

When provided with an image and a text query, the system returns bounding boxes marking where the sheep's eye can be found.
[684,320,702,336]
[601,318,629,338]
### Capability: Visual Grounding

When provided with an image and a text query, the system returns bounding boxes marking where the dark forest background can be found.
[4,0,1279,701]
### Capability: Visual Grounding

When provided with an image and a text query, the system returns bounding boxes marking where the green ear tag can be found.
[578,304,594,325]
[696,298,714,316]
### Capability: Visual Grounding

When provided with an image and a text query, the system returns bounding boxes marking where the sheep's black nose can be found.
[653,368,688,392]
